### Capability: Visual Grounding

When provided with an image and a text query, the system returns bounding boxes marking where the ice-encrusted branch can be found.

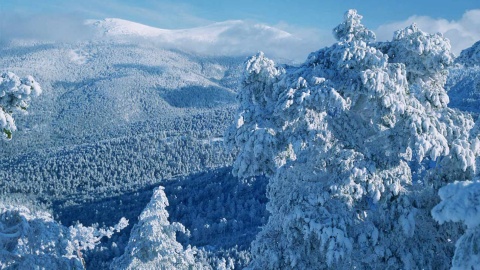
[0,72,42,140]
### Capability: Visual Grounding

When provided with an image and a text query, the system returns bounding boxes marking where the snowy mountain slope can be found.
[447,40,480,118]
[88,18,292,42]
[447,66,480,117]
[0,18,305,269]
[0,32,249,268]
[455,40,480,68]
[85,18,308,63]
[0,19,250,204]
[87,18,170,37]
[0,40,242,153]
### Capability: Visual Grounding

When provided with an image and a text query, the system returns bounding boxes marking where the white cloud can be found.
[182,20,333,63]
[272,22,335,62]
[375,9,480,56]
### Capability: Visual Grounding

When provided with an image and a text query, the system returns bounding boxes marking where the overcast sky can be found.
[1,0,479,61]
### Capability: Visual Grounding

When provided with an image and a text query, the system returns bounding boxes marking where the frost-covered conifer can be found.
[0,201,127,269]
[111,186,204,270]
[227,9,479,269]
[0,72,42,140]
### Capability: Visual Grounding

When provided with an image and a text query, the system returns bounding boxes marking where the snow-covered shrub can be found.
[432,180,480,270]
[111,186,206,270]
[227,9,479,269]
[0,72,41,140]
[0,200,127,269]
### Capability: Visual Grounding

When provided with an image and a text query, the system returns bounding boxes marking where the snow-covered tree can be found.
[111,186,205,270]
[0,200,128,269]
[432,180,480,269]
[227,9,479,269]
[0,72,42,140]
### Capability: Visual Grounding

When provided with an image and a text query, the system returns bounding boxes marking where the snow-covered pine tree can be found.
[0,72,42,140]
[111,186,205,270]
[227,9,479,269]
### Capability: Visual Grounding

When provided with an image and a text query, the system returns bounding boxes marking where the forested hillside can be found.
[447,40,480,118]
[0,24,253,269]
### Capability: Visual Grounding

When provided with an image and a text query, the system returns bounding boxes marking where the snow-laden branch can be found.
[66,217,129,258]
[0,72,42,140]
[0,201,128,269]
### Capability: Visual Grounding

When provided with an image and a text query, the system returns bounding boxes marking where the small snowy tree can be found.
[227,9,478,269]
[0,201,128,269]
[111,186,204,270]
[0,72,42,140]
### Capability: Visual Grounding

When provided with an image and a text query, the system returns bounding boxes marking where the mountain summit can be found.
[87,18,292,42]
[85,18,310,61]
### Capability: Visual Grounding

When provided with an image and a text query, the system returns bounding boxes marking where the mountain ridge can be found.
[87,18,293,42]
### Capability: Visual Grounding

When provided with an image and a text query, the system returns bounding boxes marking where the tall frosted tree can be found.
[0,72,42,140]
[111,186,204,270]
[227,10,479,269]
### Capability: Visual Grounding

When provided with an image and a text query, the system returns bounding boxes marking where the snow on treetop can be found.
[244,52,283,82]
[333,9,375,43]
[0,72,42,100]
[385,23,454,80]
[0,72,42,140]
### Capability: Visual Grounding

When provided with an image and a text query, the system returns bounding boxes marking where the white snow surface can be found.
[88,18,292,41]
[0,36,242,154]
[88,18,291,42]
[85,18,310,62]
